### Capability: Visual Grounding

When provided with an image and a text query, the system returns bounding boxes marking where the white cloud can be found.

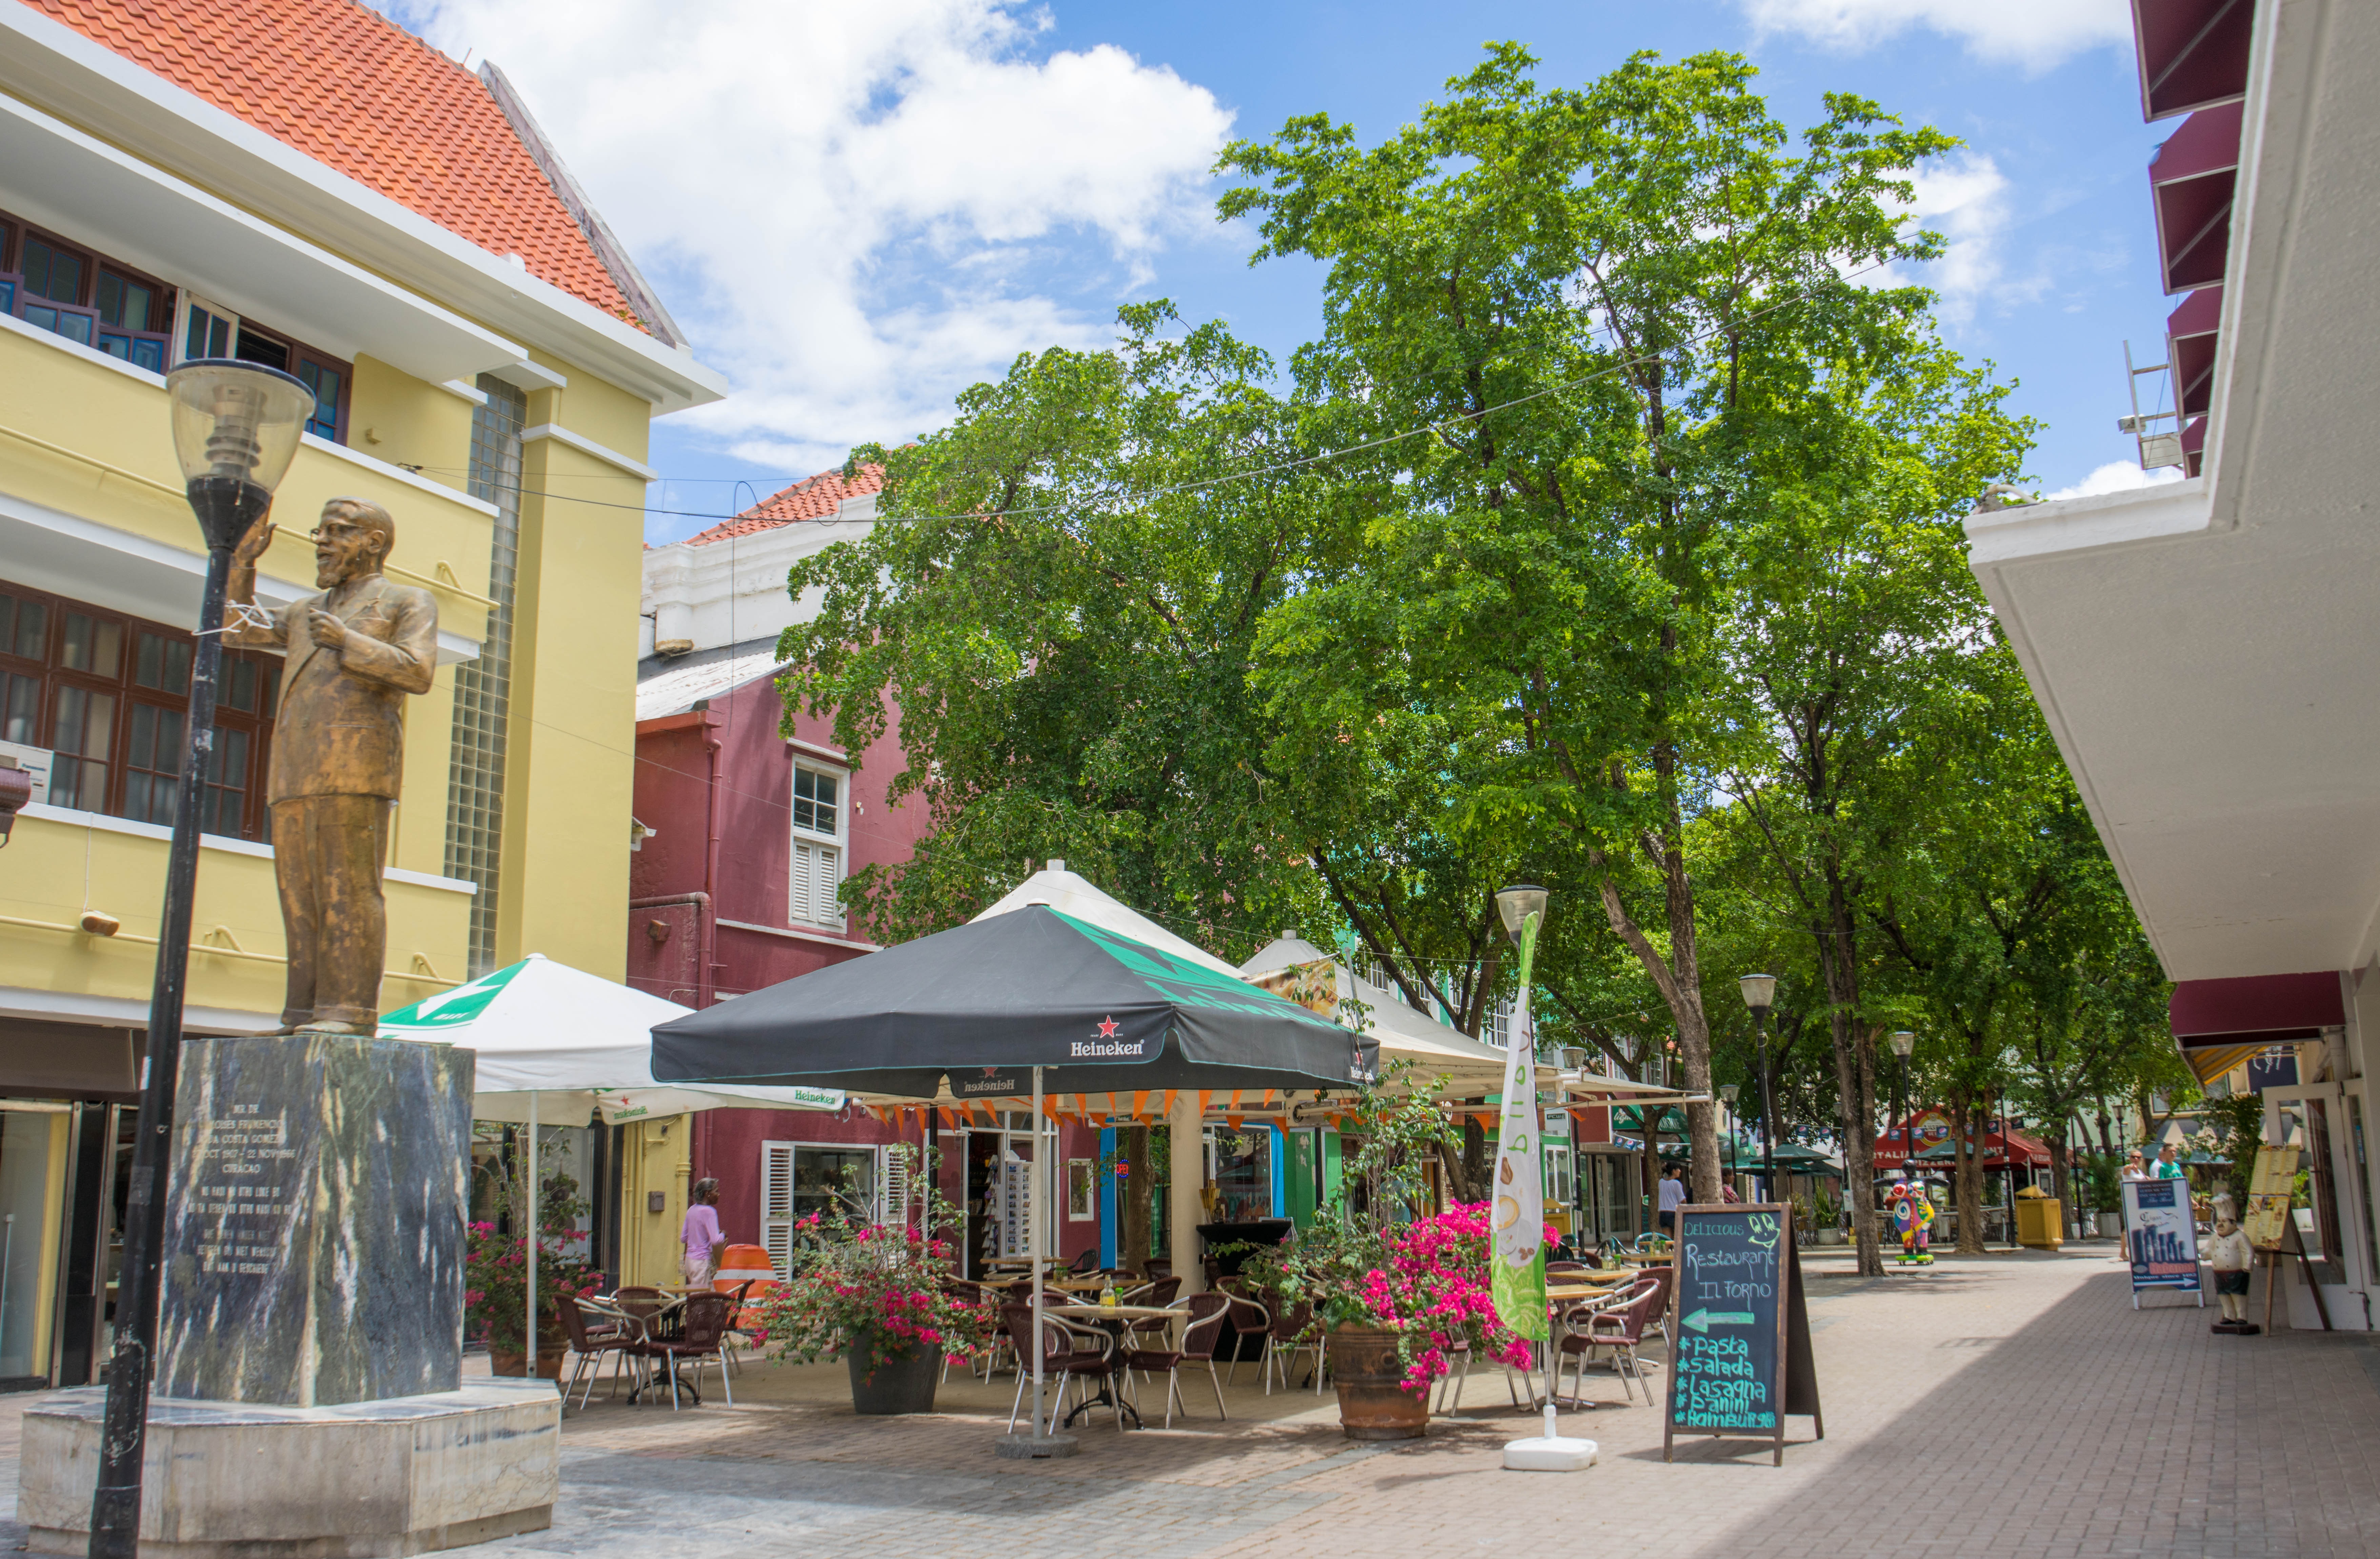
[2045,461,2184,502]
[1737,0,2132,72]
[1876,152,2043,327]
[393,1,1232,475]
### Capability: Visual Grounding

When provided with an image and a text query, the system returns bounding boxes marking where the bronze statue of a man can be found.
[227,499,438,1035]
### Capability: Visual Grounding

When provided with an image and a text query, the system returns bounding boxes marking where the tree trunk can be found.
[1946,1092,1987,1254]
[1817,870,1883,1276]
[1122,1125,1152,1274]
[2045,1120,2073,1229]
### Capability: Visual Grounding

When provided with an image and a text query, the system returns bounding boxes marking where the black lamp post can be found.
[1737,975,1777,1200]
[1718,1082,1739,1184]
[1889,1030,1916,1179]
[90,361,312,1559]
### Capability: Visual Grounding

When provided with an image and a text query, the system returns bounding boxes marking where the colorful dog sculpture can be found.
[1886,1179,1935,1265]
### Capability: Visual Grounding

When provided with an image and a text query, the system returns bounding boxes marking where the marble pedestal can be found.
[15,1032,556,1555]
[159,1033,473,1406]
[17,1381,558,1558]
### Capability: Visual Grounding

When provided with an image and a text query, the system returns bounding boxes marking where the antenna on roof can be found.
[2117,340,2183,472]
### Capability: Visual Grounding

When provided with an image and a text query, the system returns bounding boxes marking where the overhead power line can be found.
[457,258,1899,530]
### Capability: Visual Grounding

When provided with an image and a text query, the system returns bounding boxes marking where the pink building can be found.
[630,469,1102,1270]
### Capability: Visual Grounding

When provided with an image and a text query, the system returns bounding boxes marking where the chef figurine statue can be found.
[2207,1209,2259,1334]
[1886,1173,1936,1266]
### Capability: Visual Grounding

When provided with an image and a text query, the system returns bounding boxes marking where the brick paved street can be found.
[3,1247,2375,1557]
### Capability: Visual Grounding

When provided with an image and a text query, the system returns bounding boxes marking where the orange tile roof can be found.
[31,0,639,327]
[686,465,886,547]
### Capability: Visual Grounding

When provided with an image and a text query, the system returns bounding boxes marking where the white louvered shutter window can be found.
[789,764,846,926]
[879,1143,913,1229]
[761,1142,796,1277]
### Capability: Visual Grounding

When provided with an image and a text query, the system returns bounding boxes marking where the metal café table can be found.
[1047,1302,1177,1430]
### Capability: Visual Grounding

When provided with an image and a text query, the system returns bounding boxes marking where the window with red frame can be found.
[0,581,278,841]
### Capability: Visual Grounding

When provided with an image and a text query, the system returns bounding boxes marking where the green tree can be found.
[1227,43,1969,1203]
[776,305,1335,953]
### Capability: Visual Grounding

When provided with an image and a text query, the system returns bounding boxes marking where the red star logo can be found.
[1096,1016,1120,1038]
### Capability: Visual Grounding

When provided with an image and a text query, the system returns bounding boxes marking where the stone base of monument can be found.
[14,1031,553,1556]
[18,1379,559,1557]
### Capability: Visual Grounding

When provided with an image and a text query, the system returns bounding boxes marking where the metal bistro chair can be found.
[1122,1292,1232,1429]
[1000,1302,1118,1435]
[1123,1275,1183,1349]
[559,1296,637,1411]
[1430,1334,1531,1417]
[1560,1267,1672,1406]
[1218,1281,1271,1385]
[941,1278,1004,1384]
[1261,1296,1323,1396]
[641,1291,735,1411]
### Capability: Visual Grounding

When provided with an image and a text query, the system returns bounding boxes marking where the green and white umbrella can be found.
[380,953,842,1370]
[381,953,844,1121]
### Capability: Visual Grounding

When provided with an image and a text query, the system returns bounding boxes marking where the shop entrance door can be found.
[0,1101,72,1389]
[54,1102,128,1386]
[2264,1083,2374,1326]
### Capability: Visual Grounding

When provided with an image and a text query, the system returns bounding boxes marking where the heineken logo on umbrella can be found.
[1072,1014,1145,1058]
[959,1069,1023,1095]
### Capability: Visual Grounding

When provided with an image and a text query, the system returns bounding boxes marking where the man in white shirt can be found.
[1656,1163,1688,1233]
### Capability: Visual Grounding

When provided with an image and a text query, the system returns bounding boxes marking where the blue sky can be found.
[402,1,2181,543]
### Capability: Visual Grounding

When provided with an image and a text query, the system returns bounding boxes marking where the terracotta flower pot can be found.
[846,1329,943,1415]
[1327,1325,1428,1441]
[487,1342,565,1380]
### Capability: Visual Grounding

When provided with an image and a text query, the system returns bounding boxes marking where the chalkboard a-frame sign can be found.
[1661,1203,1823,1466]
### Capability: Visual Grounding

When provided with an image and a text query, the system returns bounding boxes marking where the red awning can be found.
[2169,971,2341,1085]
[1873,1116,2052,1171]
[2132,0,2254,122]
[2170,970,2343,1045]
[2151,102,2243,296]
[2168,285,2222,417]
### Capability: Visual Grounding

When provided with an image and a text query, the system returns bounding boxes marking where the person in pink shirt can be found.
[681,1177,725,1285]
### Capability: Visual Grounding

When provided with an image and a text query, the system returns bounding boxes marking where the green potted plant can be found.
[745,1144,991,1414]
[1811,1186,1845,1245]
[463,1150,603,1378]
[1245,1065,1543,1440]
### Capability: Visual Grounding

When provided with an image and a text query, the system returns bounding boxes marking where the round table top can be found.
[1049,1302,1178,1320]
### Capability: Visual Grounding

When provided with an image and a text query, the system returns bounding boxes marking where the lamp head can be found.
[1737,973,1778,1015]
[1717,1082,1739,1105]
[1494,885,1548,942]
[165,360,314,548]
[1889,1029,1916,1059]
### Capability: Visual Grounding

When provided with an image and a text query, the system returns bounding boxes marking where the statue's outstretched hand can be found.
[232,516,277,569]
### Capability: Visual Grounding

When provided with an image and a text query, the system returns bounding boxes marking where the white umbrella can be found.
[379,954,842,1374]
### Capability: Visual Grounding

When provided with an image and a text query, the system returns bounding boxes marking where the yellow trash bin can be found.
[2014,1189,2062,1250]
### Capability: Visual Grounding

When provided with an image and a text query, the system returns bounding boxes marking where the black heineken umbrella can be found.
[650,904,1377,1099]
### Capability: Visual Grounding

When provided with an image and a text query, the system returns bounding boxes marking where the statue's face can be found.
[310,507,386,588]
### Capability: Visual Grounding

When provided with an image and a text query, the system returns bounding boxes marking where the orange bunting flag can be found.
[939,1108,955,1130]
[1227,1116,1244,1130]
[1198,1090,1213,1117]
[1161,1090,1176,1119]
[1228,1089,1243,1113]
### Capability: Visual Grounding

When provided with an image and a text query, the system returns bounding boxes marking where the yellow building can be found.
[0,0,722,1386]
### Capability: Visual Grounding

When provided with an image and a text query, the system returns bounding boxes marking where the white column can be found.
[1168,1089,1203,1293]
